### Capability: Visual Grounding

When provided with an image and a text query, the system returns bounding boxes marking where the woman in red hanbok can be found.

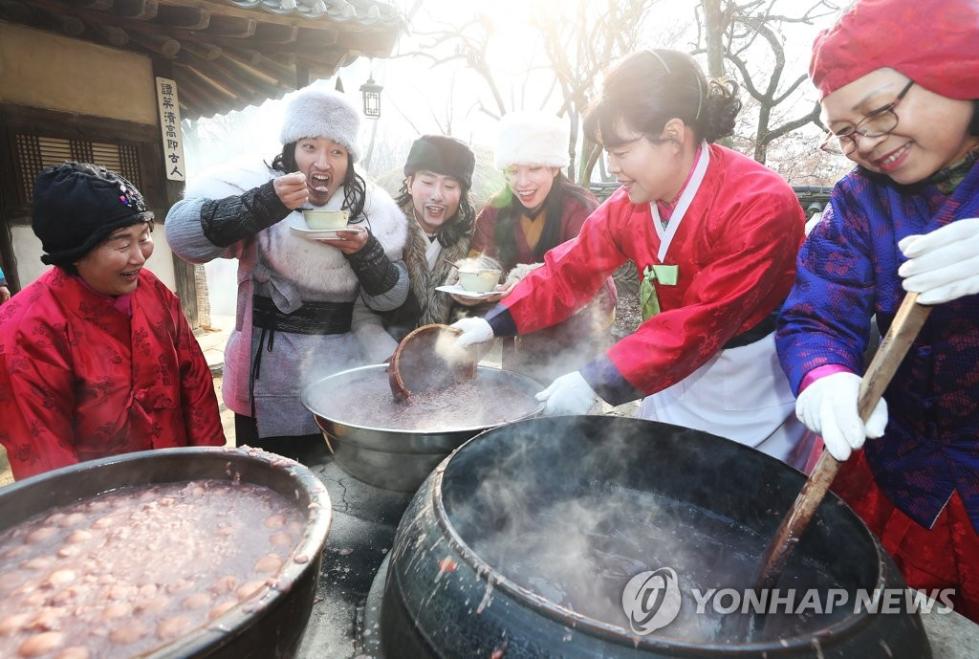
[462,112,617,382]
[453,50,811,467]
[0,163,224,480]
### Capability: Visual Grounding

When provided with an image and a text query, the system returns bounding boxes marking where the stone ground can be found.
[604,264,643,418]
[610,262,642,342]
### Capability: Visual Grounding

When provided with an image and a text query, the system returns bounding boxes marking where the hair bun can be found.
[701,79,741,142]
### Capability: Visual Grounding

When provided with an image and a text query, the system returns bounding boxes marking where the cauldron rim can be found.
[0,446,332,658]
[428,415,892,654]
[301,363,545,435]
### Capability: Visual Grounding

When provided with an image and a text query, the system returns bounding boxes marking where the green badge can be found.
[651,264,678,285]
[639,264,679,321]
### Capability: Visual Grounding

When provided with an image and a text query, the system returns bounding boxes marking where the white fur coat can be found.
[184,160,407,309]
[179,159,407,433]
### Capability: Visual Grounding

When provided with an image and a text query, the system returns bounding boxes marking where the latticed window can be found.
[12,134,143,204]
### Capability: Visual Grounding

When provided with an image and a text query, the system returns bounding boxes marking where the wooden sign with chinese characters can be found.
[155,77,186,182]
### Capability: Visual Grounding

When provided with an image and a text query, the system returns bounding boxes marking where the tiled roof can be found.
[6,0,405,118]
[228,0,400,25]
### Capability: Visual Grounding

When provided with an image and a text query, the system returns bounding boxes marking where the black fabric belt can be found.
[722,310,777,350]
[252,295,353,335]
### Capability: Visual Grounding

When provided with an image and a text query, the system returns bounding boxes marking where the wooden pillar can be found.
[0,115,21,293]
[0,220,18,294]
[152,57,201,329]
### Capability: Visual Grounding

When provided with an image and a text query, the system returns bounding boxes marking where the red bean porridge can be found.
[309,371,540,431]
[0,480,304,658]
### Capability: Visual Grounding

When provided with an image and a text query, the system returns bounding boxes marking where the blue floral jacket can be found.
[776,161,979,531]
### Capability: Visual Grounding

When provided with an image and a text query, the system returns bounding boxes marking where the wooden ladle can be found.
[388,324,478,402]
[754,292,932,592]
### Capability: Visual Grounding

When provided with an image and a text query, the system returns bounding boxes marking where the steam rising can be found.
[306,367,539,432]
[442,422,849,644]
[454,254,502,273]
[433,329,472,369]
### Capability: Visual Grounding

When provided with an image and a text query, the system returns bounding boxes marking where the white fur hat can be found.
[494,112,570,170]
[279,81,361,160]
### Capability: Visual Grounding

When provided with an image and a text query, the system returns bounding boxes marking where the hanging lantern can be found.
[359,75,382,118]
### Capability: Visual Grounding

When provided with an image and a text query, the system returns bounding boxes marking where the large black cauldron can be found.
[381,416,930,658]
[0,447,331,658]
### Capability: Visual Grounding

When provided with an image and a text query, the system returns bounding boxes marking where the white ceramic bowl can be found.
[458,269,502,293]
[303,209,349,230]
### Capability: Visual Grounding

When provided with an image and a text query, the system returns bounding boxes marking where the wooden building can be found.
[0,0,402,324]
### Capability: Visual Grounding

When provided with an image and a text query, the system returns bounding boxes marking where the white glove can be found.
[795,372,888,461]
[899,218,979,305]
[535,371,598,416]
[450,317,494,349]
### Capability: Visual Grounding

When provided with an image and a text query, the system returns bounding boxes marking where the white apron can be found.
[637,334,811,469]
[636,144,811,470]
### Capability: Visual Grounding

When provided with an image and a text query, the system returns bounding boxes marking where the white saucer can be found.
[435,283,500,301]
[289,226,346,240]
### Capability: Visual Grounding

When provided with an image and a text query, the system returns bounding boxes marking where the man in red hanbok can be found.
[454,50,812,467]
[0,163,224,480]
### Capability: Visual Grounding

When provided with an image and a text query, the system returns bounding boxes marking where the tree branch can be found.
[725,53,765,101]
[386,96,424,137]
[737,15,785,101]
[476,102,501,121]
[772,72,809,105]
[762,101,821,144]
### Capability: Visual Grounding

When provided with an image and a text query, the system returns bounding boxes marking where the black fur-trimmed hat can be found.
[403,135,476,189]
[32,162,153,266]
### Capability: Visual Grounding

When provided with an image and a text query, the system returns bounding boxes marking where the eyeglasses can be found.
[820,80,915,155]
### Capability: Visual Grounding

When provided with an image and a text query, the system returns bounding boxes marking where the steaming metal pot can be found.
[302,364,543,492]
